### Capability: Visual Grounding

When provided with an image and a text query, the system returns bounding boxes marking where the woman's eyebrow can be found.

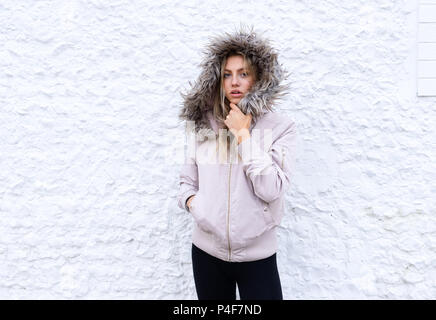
[224,68,246,72]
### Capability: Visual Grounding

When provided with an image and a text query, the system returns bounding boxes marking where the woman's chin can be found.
[229,97,241,104]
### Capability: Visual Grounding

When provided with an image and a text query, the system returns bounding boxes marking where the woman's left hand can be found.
[224,103,252,144]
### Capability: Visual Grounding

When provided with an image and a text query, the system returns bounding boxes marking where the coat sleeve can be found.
[177,138,198,212]
[237,117,297,203]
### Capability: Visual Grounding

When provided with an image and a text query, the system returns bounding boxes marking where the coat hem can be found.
[192,223,278,262]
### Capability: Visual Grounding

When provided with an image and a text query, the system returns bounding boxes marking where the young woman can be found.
[177,27,297,300]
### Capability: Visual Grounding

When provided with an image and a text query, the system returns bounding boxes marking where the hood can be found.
[179,26,290,135]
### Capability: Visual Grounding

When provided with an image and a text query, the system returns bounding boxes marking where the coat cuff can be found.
[182,191,197,212]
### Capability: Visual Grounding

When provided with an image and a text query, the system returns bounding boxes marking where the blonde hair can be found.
[213,52,258,163]
[213,52,257,128]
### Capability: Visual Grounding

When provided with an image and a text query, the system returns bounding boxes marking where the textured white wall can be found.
[0,0,435,299]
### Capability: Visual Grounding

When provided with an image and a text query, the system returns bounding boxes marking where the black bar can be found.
[0,300,432,319]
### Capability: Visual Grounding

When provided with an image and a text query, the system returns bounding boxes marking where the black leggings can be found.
[191,243,283,300]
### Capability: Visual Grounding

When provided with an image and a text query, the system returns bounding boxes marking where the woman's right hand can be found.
[187,195,195,211]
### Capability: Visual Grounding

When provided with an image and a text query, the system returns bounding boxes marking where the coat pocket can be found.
[189,193,216,235]
[236,199,275,244]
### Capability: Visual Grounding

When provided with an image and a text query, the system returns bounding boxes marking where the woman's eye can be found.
[224,72,248,78]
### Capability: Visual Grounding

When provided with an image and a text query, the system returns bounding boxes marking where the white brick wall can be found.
[0,0,435,299]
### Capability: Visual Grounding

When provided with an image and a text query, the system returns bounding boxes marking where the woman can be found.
[177,27,297,300]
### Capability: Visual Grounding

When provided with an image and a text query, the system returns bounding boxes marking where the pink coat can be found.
[177,28,297,262]
[178,110,297,262]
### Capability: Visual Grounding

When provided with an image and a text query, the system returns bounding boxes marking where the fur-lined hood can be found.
[179,27,290,135]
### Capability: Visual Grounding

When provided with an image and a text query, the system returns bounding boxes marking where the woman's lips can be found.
[230,92,242,97]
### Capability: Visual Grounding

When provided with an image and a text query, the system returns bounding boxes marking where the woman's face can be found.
[223,55,255,105]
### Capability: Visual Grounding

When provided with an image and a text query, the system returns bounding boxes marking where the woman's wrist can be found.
[237,128,250,145]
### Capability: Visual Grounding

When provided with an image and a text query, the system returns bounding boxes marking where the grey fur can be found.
[179,26,290,133]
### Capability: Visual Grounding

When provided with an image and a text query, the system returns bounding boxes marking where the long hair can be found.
[213,52,258,163]
[213,51,258,129]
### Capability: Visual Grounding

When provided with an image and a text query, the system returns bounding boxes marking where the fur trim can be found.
[179,25,290,134]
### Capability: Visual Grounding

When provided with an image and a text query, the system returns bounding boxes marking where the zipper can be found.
[227,162,232,261]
